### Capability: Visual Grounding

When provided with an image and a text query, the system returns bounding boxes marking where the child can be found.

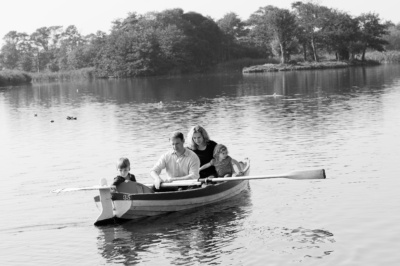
[111,157,136,191]
[200,144,243,177]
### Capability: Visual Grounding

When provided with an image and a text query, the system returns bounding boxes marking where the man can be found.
[150,131,200,189]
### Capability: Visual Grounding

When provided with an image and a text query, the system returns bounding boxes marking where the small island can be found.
[242,60,380,73]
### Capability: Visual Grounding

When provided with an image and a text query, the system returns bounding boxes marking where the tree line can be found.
[1,2,399,77]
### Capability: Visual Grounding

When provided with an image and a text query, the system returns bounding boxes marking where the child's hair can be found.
[117,157,130,169]
[213,144,228,161]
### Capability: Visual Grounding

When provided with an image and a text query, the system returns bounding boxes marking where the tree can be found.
[0,42,19,69]
[57,25,86,70]
[153,9,192,72]
[95,20,161,77]
[248,6,298,63]
[1,31,21,69]
[385,23,400,50]
[181,11,224,68]
[291,2,331,61]
[357,13,390,61]
[156,24,190,72]
[30,27,54,71]
[95,9,224,77]
[30,27,51,51]
[217,12,248,60]
[218,12,247,38]
[0,31,33,70]
[17,34,35,71]
[322,10,360,60]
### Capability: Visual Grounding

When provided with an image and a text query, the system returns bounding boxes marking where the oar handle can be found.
[144,181,201,187]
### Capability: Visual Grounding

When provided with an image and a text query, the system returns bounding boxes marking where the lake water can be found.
[1,64,400,265]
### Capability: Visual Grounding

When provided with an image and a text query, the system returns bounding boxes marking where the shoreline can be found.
[242,60,380,73]
[0,70,32,86]
[0,60,385,86]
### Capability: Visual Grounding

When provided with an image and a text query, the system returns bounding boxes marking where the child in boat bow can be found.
[111,157,136,191]
[200,144,243,178]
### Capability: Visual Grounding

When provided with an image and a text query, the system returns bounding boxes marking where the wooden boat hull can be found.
[94,159,250,225]
[116,179,248,220]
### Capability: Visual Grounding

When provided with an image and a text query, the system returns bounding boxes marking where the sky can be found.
[0,0,398,45]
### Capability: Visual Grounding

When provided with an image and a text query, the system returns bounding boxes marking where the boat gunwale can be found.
[110,158,250,201]
[111,180,245,201]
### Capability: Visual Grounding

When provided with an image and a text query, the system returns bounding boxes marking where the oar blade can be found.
[206,168,326,182]
[52,186,111,194]
[286,169,326,180]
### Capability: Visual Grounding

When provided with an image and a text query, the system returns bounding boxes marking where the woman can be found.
[187,125,218,179]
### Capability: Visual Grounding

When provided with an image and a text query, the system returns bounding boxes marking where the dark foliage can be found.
[0,5,395,78]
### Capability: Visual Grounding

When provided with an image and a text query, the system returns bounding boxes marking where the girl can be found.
[200,144,243,177]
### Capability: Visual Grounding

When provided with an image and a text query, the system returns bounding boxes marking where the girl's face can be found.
[219,149,228,160]
[192,132,205,146]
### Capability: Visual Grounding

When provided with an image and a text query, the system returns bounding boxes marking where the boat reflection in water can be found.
[96,188,252,265]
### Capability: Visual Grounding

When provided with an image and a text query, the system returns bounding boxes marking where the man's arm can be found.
[150,154,167,189]
[150,170,163,189]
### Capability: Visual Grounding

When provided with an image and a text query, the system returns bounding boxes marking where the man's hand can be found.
[151,171,164,190]
[154,176,162,190]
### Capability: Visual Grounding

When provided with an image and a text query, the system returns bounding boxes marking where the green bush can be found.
[30,67,95,82]
[366,50,400,63]
[0,69,32,86]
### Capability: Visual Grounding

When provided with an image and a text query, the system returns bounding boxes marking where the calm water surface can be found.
[1,65,400,265]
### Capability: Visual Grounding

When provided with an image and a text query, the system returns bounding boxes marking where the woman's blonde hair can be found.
[213,144,228,161]
[186,125,211,150]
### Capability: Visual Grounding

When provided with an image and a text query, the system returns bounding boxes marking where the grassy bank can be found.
[214,58,279,72]
[0,70,32,86]
[366,50,400,63]
[30,67,95,82]
[242,60,380,73]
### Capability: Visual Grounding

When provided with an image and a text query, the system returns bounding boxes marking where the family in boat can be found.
[53,126,323,225]
[111,125,244,191]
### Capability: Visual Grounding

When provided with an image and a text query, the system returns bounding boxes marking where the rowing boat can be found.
[52,159,326,225]
[94,158,251,225]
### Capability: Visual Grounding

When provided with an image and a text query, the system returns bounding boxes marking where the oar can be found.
[200,169,326,182]
[52,169,324,194]
[52,180,201,194]
[52,186,111,194]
